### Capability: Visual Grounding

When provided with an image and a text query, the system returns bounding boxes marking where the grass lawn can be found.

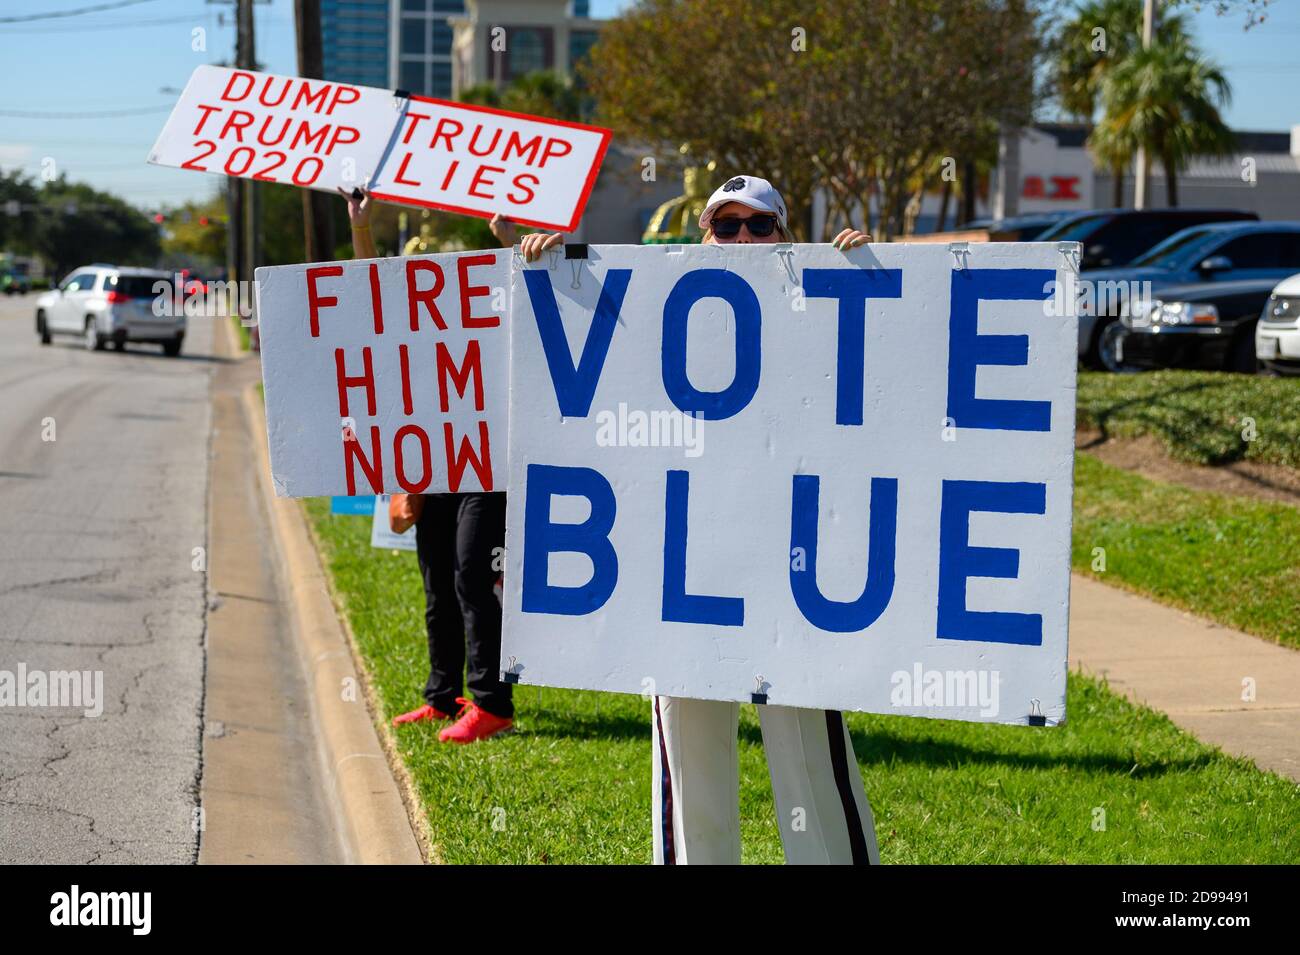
[1073,453,1300,650]
[230,312,251,352]
[1077,369,1300,469]
[302,476,1300,864]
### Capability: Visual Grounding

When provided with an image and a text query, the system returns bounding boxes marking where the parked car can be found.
[986,211,1077,242]
[1114,278,1277,373]
[35,266,185,356]
[1037,207,1258,271]
[1255,272,1300,376]
[2,267,31,295]
[1077,221,1300,370]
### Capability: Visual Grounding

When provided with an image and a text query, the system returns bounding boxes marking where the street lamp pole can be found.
[1133,0,1156,209]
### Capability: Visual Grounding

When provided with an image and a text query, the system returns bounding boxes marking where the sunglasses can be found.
[711,214,779,239]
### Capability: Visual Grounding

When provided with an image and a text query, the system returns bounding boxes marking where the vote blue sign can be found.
[501,242,1079,725]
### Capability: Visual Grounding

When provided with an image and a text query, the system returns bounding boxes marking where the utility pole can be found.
[1133,0,1156,209]
[296,0,335,262]
[237,0,260,283]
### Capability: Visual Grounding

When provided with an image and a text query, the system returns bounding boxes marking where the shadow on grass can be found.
[1081,377,1252,466]
[516,706,1218,780]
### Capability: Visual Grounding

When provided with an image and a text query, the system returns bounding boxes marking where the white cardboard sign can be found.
[148,65,401,194]
[150,65,611,231]
[501,242,1078,725]
[254,248,510,497]
[371,495,418,551]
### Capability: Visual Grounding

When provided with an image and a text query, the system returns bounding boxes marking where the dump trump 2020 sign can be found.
[501,242,1078,725]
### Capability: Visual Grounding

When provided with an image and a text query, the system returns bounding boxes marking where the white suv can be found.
[35,265,186,356]
[1256,272,1300,375]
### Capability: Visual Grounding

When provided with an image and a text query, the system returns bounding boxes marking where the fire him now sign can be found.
[150,65,612,232]
[254,248,510,498]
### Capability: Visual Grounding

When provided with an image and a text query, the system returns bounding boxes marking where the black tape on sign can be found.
[393,88,411,99]
[565,243,589,259]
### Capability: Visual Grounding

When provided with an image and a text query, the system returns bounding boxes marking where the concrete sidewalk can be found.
[1068,573,1300,783]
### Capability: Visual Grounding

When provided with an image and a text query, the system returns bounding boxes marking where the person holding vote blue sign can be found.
[522,175,880,865]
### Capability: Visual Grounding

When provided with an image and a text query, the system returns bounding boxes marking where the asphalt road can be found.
[0,293,213,863]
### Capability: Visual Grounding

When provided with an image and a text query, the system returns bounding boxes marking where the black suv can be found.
[1036,208,1259,271]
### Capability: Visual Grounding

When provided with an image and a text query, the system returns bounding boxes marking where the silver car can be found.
[35,265,186,356]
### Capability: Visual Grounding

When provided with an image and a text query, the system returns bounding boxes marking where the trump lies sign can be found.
[501,242,1079,724]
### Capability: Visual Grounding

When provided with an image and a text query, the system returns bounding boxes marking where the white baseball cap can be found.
[698,175,789,232]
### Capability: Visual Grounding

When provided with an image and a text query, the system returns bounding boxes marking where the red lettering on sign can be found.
[1049,176,1081,200]
[509,173,539,205]
[220,71,255,102]
[431,117,463,151]
[467,164,503,200]
[293,81,331,114]
[306,265,343,337]
[394,424,433,493]
[1021,175,1045,199]
[326,126,360,155]
[436,340,485,412]
[393,152,421,186]
[443,421,492,492]
[219,110,254,142]
[401,113,429,145]
[192,104,221,136]
[343,426,383,495]
[335,346,376,417]
[327,86,360,115]
[406,260,446,331]
[457,254,499,328]
[539,137,572,168]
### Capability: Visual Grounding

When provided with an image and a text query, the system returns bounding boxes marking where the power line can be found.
[0,105,174,119]
[0,12,211,34]
[0,0,161,24]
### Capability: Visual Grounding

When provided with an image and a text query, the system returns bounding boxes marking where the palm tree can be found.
[1093,36,1234,206]
[1051,0,1191,205]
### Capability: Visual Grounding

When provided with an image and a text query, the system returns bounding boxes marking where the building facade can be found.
[321,0,390,88]
[447,0,600,96]
[995,123,1300,222]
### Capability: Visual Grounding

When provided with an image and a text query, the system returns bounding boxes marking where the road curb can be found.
[239,384,423,865]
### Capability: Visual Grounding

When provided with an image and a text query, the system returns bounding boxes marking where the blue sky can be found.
[0,0,1295,211]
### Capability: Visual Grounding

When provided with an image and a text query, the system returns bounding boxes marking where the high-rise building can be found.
[391,0,467,98]
[446,0,601,95]
[321,0,390,89]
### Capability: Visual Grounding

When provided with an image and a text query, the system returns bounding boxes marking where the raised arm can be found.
[337,186,378,259]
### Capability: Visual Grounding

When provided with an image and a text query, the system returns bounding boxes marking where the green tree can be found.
[35,177,160,280]
[584,0,1039,240]
[0,171,41,255]
[1093,35,1233,206]
[1049,0,1193,205]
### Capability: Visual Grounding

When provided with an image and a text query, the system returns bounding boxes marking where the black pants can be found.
[414,492,512,719]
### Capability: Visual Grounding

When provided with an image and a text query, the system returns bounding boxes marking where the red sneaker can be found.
[438,697,513,744]
[392,703,451,726]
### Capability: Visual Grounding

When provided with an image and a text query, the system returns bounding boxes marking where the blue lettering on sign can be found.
[937,479,1046,645]
[804,269,904,426]
[661,470,744,625]
[523,268,632,418]
[946,268,1054,431]
[661,269,761,420]
[789,474,898,631]
[521,463,619,615]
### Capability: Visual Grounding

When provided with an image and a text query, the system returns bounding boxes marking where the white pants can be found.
[651,696,880,865]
